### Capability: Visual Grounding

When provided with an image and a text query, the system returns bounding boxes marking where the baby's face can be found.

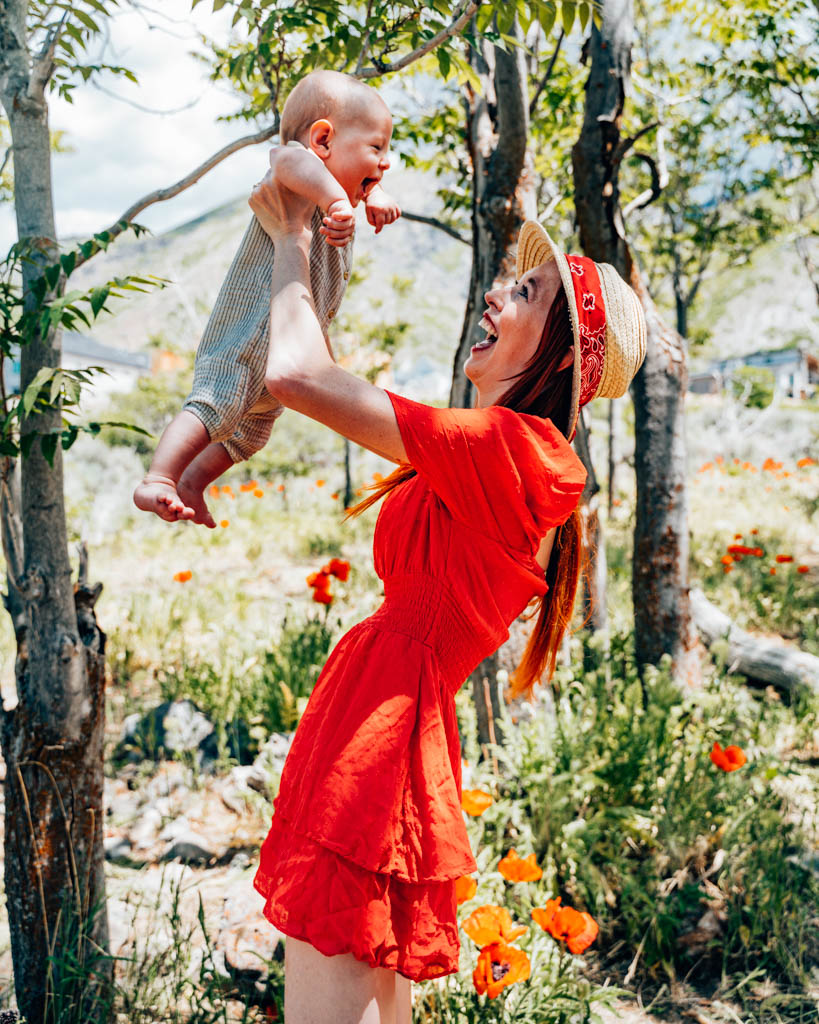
[324,101,393,206]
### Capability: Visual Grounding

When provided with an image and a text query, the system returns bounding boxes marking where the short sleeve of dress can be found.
[386,391,586,555]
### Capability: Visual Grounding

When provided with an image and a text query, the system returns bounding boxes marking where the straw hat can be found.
[516,221,646,435]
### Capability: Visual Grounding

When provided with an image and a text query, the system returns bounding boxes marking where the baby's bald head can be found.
[280,70,389,144]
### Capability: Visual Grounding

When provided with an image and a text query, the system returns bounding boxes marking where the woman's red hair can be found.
[346,286,583,701]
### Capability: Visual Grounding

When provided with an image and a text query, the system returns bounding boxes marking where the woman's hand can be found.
[249,147,315,245]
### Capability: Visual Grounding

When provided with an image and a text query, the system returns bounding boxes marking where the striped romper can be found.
[184,198,354,463]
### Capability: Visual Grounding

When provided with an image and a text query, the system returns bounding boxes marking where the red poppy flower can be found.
[710,742,746,772]
[306,570,331,591]
[455,875,477,905]
[325,558,350,582]
[532,899,599,954]
[775,554,793,563]
[498,849,542,882]
[312,589,333,605]
[472,942,530,999]
[797,565,809,574]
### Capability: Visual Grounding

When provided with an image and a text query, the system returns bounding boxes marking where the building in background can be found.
[689,345,818,399]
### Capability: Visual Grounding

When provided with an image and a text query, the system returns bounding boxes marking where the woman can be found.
[249,159,646,1024]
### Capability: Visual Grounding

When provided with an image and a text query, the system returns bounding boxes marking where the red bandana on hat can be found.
[565,256,606,407]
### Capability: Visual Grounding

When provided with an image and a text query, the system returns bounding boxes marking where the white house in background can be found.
[689,345,818,398]
[3,331,151,398]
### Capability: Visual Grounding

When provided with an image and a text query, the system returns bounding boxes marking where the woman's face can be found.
[464,260,567,407]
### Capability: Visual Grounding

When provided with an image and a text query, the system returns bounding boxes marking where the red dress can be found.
[253,393,586,981]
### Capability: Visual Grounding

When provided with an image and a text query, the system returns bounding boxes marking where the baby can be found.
[134,70,400,527]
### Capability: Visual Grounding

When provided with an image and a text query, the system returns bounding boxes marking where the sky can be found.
[0,0,278,249]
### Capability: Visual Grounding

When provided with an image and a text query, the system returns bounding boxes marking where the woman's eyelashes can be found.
[516,282,529,301]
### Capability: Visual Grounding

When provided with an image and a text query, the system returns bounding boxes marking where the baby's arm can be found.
[364,184,401,234]
[270,145,354,248]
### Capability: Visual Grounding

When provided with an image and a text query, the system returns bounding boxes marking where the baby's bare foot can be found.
[133,477,196,523]
[176,477,217,529]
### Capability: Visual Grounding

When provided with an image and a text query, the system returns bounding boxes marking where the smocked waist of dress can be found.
[365,572,500,691]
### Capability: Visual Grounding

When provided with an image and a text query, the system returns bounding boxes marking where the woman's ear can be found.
[308,119,334,158]
[557,346,574,373]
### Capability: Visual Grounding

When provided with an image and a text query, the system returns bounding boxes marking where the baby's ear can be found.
[308,119,334,158]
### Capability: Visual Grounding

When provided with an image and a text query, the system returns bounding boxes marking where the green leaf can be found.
[539,3,557,36]
[44,263,61,290]
[60,250,77,277]
[561,2,576,35]
[40,431,58,466]
[22,367,56,417]
[579,2,590,32]
[0,439,18,457]
[90,286,109,317]
[436,48,451,80]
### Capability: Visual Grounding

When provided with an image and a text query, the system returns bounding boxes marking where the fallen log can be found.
[690,588,819,696]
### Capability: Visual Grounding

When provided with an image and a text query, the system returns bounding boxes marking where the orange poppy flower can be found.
[307,570,331,591]
[723,564,732,574]
[762,458,782,472]
[769,567,776,575]
[750,528,759,535]
[710,742,746,772]
[472,942,530,999]
[325,558,350,582]
[734,533,743,540]
[698,462,714,473]
[797,565,809,574]
[775,554,793,563]
[331,492,339,500]
[532,899,599,954]
[797,457,815,468]
[455,875,477,905]
[721,555,733,566]
[277,483,285,492]
[221,485,235,498]
[219,519,229,528]
[239,480,258,492]
[312,588,333,605]
[253,488,264,498]
[498,849,542,882]
[172,570,192,583]
[462,905,526,946]
[315,479,326,487]
[208,485,220,499]
[461,789,493,816]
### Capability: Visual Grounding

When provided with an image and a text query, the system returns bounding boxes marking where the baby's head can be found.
[280,70,392,206]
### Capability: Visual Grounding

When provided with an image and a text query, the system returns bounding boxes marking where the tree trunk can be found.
[451,19,537,737]
[471,651,506,753]
[607,398,621,515]
[449,20,535,409]
[574,414,607,634]
[570,0,699,686]
[343,439,354,510]
[0,7,110,1018]
[690,588,819,695]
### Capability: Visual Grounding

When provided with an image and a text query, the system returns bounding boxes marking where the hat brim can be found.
[516,221,582,437]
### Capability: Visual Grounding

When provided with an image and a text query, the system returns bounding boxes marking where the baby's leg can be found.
[133,410,211,523]
[177,442,234,528]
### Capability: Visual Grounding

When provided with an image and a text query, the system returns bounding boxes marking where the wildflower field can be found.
[0,383,815,1024]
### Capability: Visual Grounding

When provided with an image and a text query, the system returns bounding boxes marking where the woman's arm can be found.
[253,182,408,464]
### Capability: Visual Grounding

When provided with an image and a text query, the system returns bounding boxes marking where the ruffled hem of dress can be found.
[253,813,461,983]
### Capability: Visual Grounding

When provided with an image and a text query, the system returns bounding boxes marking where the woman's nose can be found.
[484,285,503,309]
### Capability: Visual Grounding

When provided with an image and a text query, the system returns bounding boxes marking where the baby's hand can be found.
[320,198,355,248]
[365,186,401,235]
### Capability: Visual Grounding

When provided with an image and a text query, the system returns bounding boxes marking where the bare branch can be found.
[28,12,68,101]
[622,122,669,218]
[611,121,659,169]
[529,29,564,116]
[0,146,12,177]
[355,0,375,75]
[77,120,279,269]
[400,210,470,244]
[357,2,478,79]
